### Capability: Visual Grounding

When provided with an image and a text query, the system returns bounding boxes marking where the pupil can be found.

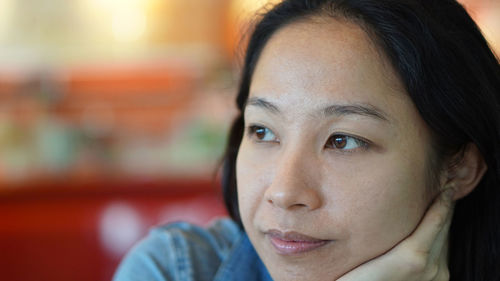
[256,128,266,139]
[334,136,347,148]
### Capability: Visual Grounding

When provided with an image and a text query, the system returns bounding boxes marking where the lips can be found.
[266,229,331,255]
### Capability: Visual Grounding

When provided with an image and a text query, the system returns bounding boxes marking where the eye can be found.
[247,125,279,142]
[325,134,368,151]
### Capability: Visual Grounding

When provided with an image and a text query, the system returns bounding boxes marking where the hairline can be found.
[244,8,447,186]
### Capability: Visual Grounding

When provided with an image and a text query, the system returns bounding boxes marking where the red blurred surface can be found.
[0,179,227,281]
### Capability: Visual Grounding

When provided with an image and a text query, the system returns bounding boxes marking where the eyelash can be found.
[324,134,369,153]
[246,124,370,152]
[247,125,279,143]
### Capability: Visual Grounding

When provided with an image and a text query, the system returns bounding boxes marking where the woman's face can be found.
[236,18,440,281]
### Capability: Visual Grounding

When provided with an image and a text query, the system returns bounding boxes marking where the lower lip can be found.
[268,236,330,255]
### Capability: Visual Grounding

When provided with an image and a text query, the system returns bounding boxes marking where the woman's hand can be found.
[336,189,455,281]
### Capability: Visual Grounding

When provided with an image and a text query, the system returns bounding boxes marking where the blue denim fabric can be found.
[113,218,273,281]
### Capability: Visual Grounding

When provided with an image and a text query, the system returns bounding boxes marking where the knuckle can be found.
[436,268,450,281]
[422,264,439,280]
[429,211,448,229]
[437,213,449,228]
[402,251,428,274]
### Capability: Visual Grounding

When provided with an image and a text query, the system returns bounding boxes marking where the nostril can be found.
[265,182,322,210]
[267,196,309,209]
[288,203,308,210]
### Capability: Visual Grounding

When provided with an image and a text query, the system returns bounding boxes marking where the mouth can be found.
[265,229,332,256]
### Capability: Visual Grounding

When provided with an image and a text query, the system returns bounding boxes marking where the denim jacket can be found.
[113,218,273,281]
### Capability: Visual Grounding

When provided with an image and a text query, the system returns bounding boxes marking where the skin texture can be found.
[236,18,441,281]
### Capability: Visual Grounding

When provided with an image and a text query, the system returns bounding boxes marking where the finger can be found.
[426,199,453,264]
[432,240,451,281]
[336,190,455,281]
[335,248,414,281]
[403,189,455,255]
[420,209,452,281]
[434,250,451,281]
[335,257,397,281]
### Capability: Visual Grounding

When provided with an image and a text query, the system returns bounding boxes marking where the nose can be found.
[264,147,322,211]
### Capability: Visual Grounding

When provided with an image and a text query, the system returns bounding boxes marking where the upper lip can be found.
[265,229,329,242]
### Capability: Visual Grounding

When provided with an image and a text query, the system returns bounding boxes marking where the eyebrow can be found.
[246,97,280,114]
[245,97,389,122]
[323,104,388,121]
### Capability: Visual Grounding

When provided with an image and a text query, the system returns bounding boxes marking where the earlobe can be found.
[444,143,488,200]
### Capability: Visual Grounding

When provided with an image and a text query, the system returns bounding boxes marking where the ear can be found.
[443,143,488,200]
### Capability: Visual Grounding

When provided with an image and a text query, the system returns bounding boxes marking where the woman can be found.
[114,0,500,280]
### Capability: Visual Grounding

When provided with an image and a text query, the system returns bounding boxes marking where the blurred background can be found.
[0,0,498,280]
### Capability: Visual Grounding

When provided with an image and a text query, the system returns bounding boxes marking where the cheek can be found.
[236,131,434,266]
[235,141,269,227]
[323,151,431,256]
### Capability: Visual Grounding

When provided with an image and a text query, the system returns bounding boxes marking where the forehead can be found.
[249,17,407,116]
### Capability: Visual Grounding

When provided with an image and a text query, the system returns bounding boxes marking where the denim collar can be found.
[213,233,273,281]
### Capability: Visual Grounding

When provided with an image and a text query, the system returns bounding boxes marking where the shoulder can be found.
[112,218,243,281]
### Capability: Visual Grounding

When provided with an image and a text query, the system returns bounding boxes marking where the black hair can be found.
[221,0,500,280]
